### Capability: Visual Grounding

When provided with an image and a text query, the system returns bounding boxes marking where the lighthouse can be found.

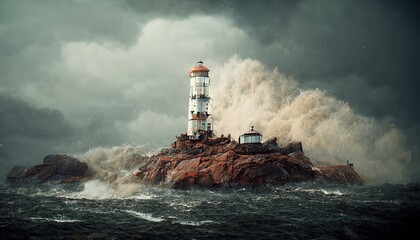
[187,61,213,140]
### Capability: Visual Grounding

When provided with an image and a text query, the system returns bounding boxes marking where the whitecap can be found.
[293,187,345,196]
[177,220,215,226]
[63,180,141,199]
[320,189,345,196]
[168,202,196,212]
[129,193,155,200]
[123,210,165,222]
[29,217,82,223]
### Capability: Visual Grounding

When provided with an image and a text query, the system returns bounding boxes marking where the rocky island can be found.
[7,154,91,183]
[132,136,364,188]
[7,136,363,188]
[6,61,364,188]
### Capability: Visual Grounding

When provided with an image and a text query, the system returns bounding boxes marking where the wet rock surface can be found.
[133,137,364,188]
[7,154,91,183]
[6,138,363,187]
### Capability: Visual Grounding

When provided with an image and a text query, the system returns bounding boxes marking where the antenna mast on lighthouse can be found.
[187,61,213,140]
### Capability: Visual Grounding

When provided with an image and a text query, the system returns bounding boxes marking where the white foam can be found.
[77,144,160,172]
[66,180,141,199]
[130,193,155,200]
[123,210,165,222]
[177,220,215,226]
[293,187,345,196]
[74,144,162,185]
[168,202,196,212]
[29,217,81,223]
[319,189,345,196]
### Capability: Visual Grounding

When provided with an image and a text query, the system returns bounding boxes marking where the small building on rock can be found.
[239,126,262,144]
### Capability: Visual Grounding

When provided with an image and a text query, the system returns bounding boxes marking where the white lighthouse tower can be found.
[187,61,213,140]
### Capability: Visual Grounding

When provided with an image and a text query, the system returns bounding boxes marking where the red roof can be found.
[189,65,209,74]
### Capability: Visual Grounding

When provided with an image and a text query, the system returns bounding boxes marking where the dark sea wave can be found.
[1,182,419,239]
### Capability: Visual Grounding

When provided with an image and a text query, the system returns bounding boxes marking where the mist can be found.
[213,57,411,183]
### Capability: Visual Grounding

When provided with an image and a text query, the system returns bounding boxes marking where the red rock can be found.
[8,137,364,188]
[316,165,365,184]
[158,156,171,161]
[133,137,364,188]
[7,154,92,183]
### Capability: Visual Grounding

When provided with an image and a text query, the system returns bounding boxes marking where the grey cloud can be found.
[0,93,72,178]
[0,93,71,140]
[0,91,133,180]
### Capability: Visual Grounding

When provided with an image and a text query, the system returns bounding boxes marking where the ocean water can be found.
[1,182,419,239]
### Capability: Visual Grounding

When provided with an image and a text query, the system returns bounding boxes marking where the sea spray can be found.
[79,144,158,168]
[75,144,161,187]
[212,57,411,183]
[69,180,141,199]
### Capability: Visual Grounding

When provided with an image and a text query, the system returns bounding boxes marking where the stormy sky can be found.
[0,0,419,181]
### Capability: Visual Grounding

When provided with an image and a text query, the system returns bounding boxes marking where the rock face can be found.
[6,138,364,188]
[316,165,364,184]
[133,137,364,188]
[7,154,91,183]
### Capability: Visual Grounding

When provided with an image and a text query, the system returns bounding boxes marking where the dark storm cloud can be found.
[0,93,72,177]
[0,93,71,142]
[0,92,127,179]
[216,0,420,177]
